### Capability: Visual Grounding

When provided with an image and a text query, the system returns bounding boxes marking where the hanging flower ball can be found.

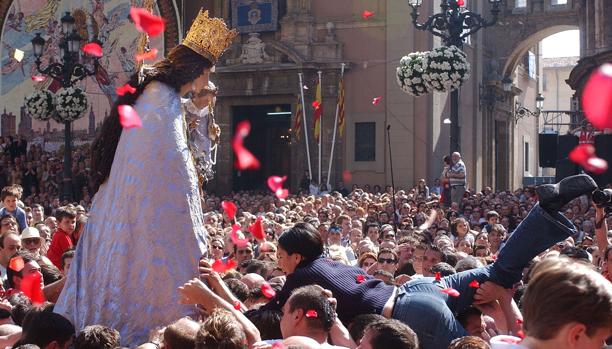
[24,90,55,121]
[54,87,89,123]
[422,46,471,93]
[396,51,431,97]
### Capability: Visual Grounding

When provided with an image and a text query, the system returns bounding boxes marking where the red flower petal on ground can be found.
[31,75,45,82]
[440,288,460,297]
[468,280,480,288]
[342,170,352,183]
[305,310,318,318]
[230,224,249,248]
[261,282,276,299]
[21,272,45,305]
[362,10,374,19]
[82,42,103,57]
[118,105,142,128]
[8,257,24,272]
[372,96,382,105]
[135,48,158,62]
[312,101,321,109]
[583,157,608,175]
[582,63,612,130]
[211,259,237,273]
[267,176,287,193]
[232,121,261,170]
[116,83,137,96]
[356,274,366,283]
[435,272,441,281]
[233,301,241,310]
[248,216,266,240]
[221,201,237,221]
[130,7,166,37]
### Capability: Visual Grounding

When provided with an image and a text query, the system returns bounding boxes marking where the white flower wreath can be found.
[396,51,431,97]
[24,90,55,121]
[54,87,88,123]
[422,46,471,93]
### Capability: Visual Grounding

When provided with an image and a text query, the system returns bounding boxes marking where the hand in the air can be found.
[178,278,211,305]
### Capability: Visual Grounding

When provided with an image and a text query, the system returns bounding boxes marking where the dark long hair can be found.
[90,45,213,193]
[278,222,324,267]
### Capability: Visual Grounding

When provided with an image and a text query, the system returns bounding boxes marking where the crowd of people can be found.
[0,132,610,348]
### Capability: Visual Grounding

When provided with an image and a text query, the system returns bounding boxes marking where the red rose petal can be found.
[356,274,366,283]
[248,216,266,241]
[116,83,137,96]
[8,257,24,272]
[261,282,276,299]
[516,319,523,325]
[221,201,237,221]
[130,7,166,37]
[305,310,318,318]
[440,287,460,297]
[118,105,142,128]
[275,188,289,199]
[312,101,321,109]
[267,176,287,193]
[233,301,241,310]
[82,42,103,57]
[569,144,595,165]
[342,170,352,183]
[468,280,480,288]
[135,48,158,62]
[230,224,249,248]
[372,96,382,105]
[232,121,261,170]
[20,272,45,305]
[435,272,441,281]
[31,75,45,82]
[517,330,525,339]
[457,0,465,6]
[211,259,237,273]
[362,10,374,19]
[583,156,608,174]
[582,63,612,130]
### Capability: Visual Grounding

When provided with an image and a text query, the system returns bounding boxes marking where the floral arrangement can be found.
[396,52,430,97]
[54,87,88,122]
[24,90,55,121]
[422,45,471,92]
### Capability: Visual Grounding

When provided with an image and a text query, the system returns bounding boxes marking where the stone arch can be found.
[502,25,579,77]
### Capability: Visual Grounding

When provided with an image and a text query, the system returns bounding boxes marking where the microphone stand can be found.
[387,125,398,233]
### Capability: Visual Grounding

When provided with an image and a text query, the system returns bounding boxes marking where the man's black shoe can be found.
[536,174,598,212]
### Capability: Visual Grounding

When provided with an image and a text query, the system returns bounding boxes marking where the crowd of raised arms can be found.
[0,136,610,349]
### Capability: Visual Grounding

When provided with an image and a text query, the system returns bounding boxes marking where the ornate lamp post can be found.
[514,93,545,123]
[408,0,501,154]
[31,12,101,201]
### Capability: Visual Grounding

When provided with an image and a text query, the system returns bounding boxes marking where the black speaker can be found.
[555,135,579,182]
[592,134,612,187]
[538,133,558,168]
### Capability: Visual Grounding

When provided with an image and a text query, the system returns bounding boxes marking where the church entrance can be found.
[232,104,292,192]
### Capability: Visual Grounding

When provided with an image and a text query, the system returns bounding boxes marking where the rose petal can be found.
[8,257,24,272]
[569,144,595,165]
[356,274,366,283]
[118,105,142,128]
[31,75,46,82]
[582,63,612,130]
[435,272,441,281]
[468,280,480,288]
[457,0,465,6]
[312,101,321,109]
[116,83,137,96]
[517,330,525,339]
[305,310,318,318]
[303,85,309,90]
[130,7,166,37]
[440,287,460,297]
[135,48,158,62]
[516,319,523,325]
[275,188,289,199]
[20,272,45,305]
[230,224,249,248]
[233,301,241,310]
[342,170,352,183]
[221,201,237,221]
[267,176,287,193]
[372,96,382,105]
[248,217,266,241]
[362,10,374,19]
[583,157,608,175]
[82,42,103,57]
[211,259,237,273]
[261,282,276,299]
[232,121,261,170]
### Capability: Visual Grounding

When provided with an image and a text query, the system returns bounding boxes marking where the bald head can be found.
[240,273,265,289]
[163,317,200,349]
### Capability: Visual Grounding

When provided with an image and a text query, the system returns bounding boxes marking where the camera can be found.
[592,188,612,215]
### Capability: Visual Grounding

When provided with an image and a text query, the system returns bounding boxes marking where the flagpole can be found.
[317,70,322,187]
[326,63,345,189]
[298,73,313,180]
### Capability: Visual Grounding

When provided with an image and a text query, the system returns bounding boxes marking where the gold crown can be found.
[182,9,238,63]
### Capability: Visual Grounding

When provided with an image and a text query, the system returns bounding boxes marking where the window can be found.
[516,0,526,8]
[524,141,530,173]
[354,122,376,161]
[528,51,536,79]
[551,0,567,5]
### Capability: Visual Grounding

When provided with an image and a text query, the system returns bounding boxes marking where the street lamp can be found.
[408,0,501,155]
[31,11,101,201]
[514,94,545,123]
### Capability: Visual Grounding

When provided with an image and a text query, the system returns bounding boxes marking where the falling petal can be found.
[118,105,142,128]
[356,274,366,284]
[372,96,382,105]
[212,259,237,273]
[468,280,480,288]
[303,85,309,90]
[232,121,261,170]
[221,201,237,221]
[248,217,266,241]
[13,49,24,62]
[440,288,460,297]
[583,157,608,175]
[267,176,287,193]
[342,170,352,183]
[130,7,166,37]
[275,188,289,199]
[517,330,525,339]
[457,0,465,6]
[135,48,158,62]
[82,42,103,57]
[362,10,374,19]
[516,319,523,325]
[569,144,595,165]
[435,272,441,281]
[8,257,24,272]
[305,310,318,318]
[312,101,321,109]
[261,282,276,299]
[31,75,46,82]
[233,301,241,310]
[116,83,137,96]
[582,63,612,130]
[230,224,249,248]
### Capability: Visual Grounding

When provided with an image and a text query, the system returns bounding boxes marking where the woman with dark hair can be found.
[54,10,237,346]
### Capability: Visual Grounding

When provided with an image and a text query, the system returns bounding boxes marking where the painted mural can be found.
[0,0,166,137]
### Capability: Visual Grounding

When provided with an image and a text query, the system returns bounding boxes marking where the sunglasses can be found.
[23,238,41,245]
[237,249,252,255]
[378,258,397,264]
[211,245,223,250]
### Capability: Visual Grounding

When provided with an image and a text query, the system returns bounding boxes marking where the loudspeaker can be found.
[538,133,558,168]
[592,134,612,187]
[555,135,579,182]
